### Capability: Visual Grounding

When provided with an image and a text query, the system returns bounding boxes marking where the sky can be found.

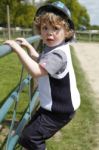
[78,0,99,25]
[27,0,99,25]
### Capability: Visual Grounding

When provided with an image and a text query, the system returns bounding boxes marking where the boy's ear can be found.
[65,29,75,41]
[65,30,69,38]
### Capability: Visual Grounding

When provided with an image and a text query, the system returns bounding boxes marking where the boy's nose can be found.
[47,30,53,35]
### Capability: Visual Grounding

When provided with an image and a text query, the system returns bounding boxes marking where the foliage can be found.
[0,0,37,28]
[90,25,99,30]
[47,0,90,29]
[13,4,36,28]
[0,0,98,29]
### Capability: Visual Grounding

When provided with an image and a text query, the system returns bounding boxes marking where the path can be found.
[73,42,99,150]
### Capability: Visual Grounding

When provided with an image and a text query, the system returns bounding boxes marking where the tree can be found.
[12,4,36,27]
[47,0,90,29]
[0,0,37,27]
[0,0,18,26]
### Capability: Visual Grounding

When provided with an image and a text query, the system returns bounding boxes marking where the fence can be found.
[0,28,99,43]
[76,30,99,42]
[0,35,41,150]
[0,27,33,42]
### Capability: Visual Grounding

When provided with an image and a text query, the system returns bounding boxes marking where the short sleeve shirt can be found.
[38,44,67,76]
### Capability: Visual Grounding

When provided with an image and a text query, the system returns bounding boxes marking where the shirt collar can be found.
[43,41,66,53]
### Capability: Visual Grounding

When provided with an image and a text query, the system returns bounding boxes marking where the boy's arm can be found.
[5,40,47,78]
[39,50,67,76]
[16,38,39,61]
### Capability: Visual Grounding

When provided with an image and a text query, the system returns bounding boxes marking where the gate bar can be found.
[0,35,41,58]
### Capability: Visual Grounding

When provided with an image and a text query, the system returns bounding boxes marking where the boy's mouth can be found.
[47,38,54,42]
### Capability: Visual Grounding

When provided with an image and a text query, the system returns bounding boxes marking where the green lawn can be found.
[0,46,97,150]
[0,53,29,118]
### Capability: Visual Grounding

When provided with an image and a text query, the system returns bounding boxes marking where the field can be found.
[0,46,97,149]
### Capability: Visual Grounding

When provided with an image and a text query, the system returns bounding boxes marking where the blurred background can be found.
[0,0,99,42]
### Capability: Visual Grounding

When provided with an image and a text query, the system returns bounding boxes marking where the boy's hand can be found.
[16,38,30,48]
[4,40,23,52]
[16,38,39,59]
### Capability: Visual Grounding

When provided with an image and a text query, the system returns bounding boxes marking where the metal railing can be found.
[0,35,41,150]
[0,27,33,41]
[0,35,41,57]
[76,30,99,42]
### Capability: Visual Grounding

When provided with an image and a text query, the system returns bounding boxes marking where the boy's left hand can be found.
[16,38,30,48]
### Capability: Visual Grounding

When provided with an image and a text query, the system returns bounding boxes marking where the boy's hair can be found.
[34,12,74,42]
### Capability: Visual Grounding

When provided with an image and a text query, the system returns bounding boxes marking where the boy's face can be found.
[41,22,66,47]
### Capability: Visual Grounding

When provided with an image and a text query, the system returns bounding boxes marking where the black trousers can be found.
[18,107,75,150]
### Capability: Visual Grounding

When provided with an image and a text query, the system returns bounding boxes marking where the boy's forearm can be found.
[26,44,39,61]
[16,37,39,60]
[16,47,47,78]
[4,40,44,77]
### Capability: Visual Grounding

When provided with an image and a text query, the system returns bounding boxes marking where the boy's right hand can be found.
[4,40,23,53]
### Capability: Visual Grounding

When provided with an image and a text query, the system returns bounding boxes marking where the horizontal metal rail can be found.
[0,35,41,58]
[0,35,41,122]
[0,76,32,123]
[7,90,39,150]
[0,35,41,149]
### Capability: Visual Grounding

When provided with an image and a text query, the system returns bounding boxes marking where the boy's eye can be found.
[54,26,60,31]
[42,26,48,30]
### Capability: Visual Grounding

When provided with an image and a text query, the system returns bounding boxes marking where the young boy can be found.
[5,1,80,150]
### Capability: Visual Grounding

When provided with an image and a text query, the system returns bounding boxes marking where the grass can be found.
[0,46,97,150]
[0,52,30,149]
[0,53,29,119]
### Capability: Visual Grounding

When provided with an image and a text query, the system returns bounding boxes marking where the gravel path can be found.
[73,42,99,150]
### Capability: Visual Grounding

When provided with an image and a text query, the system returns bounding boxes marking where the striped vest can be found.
[38,43,80,113]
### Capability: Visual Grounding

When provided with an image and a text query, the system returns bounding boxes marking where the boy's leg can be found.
[19,108,74,150]
[18,108,46,150]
